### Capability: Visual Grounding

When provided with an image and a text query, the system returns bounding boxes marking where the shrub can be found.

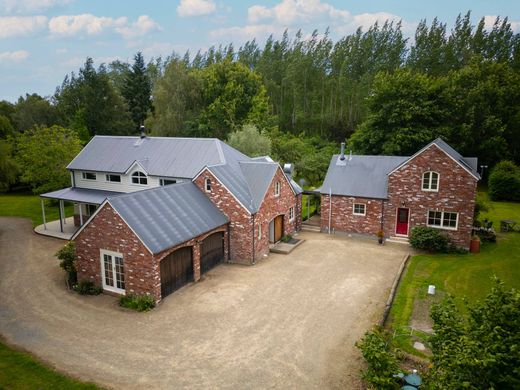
[356,327,400,389]
[474,227,497,243]
[56,242,77,286]
[281,234,292,243]
[488,160,520,201]
[73,280,102,295]
[409,227,449,252]
[119,294,155,312]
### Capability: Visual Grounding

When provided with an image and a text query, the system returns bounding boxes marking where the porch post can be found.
[41,199,47,230]
[62,201,66,225]
[79,203,83,226]
[307,195,310,221]
[59,199,64,233]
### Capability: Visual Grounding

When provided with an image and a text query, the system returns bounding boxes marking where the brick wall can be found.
[385,144,478,249]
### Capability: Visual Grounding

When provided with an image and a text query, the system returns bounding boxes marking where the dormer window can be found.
[274,181,281,197]
[205,177,211,192]
[132,171,147,185]
[422,171,439,191]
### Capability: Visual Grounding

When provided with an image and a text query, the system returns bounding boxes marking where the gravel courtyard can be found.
[0,217,409,389]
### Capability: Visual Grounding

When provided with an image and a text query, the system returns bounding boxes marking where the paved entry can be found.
[160,246,194,298]
[200,232,224,274]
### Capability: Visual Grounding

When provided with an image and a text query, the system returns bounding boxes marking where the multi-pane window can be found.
[101,251,125,293]
[160,178,177,186]
[131,171,147,185]
[106,174,121,182]
[353,203,366,216]
[422,171,439,191]
[82,172,96,180]
[205,178,211,192]
[289,206,295,221]
[274,181,281,196]
[427,211,458,229]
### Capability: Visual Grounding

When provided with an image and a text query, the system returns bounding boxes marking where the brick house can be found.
[42,135,302,301]
[320,139,479,249]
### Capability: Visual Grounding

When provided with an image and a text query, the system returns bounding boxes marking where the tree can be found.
[0,115,14,139]
[428,279,520,389]
[0,140,18,192]
[14,125,82,194]
[227,124,271,157]
[12,93,59,132]
[122,52,153,129]
[488,160,520,201]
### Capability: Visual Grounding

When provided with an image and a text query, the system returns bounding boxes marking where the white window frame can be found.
[289,206,295,221]
[131,171,148,185]
[274,181,281,197]
[82,172,96,180]
[204,177,211,192]
[422,171,439,192]
[100,249,125,294]
[353,203,366,216]
[105,174,121,183]
[427,210,458,230]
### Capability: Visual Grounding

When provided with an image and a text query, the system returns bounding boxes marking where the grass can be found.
[387,193,520,356]
[0,339,101,389]
[0,192,73,227]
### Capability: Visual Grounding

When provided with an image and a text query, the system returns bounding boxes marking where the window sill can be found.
[427,225,458,231]
[353,213,366,216]
[421,189,439,192]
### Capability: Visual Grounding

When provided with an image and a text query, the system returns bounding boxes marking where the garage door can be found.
[200,232,224,275]
[160,246,193,299]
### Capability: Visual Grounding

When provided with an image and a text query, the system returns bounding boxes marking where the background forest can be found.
[1,11,520,193]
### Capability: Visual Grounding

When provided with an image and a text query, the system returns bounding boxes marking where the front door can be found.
[274,215,284,242]
[396,208,409,236]
[100,250,125,294]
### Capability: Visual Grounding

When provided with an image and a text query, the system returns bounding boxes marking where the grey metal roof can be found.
[67,136,250,178]
[107,182,228,254]
[427,138,480,178]
[41,187,121,204]
[288,177,303,195]
[321,155,408,198]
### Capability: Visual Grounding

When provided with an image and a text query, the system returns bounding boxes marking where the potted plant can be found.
[377,230,385,244]
[470,235,481,253]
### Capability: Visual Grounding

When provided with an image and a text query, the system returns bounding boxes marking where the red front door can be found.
[396,208,409,235]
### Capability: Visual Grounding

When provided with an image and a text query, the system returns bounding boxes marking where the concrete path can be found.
[0,217,409,389]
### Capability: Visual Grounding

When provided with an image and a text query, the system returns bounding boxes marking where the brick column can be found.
[193,242,201,282]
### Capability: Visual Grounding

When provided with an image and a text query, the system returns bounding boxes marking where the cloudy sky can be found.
[0,0,518,102]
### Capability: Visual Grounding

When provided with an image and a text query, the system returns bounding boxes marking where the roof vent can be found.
[339,142,346,161]
[283,163,294,178]
[140,125,146,139]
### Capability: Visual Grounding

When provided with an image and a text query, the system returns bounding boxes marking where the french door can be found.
[100,250,125,294]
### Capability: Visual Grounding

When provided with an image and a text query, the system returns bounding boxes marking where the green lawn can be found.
[388,194,520,355]
[0,340,100,389]
[0,193,73,227]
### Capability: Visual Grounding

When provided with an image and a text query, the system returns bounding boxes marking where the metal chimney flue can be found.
[339,142,346,160]
[140,125,146,139]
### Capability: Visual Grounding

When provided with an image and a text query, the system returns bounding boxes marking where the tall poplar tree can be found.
[123,52,152,129]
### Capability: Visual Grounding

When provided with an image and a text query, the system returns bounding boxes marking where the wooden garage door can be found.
[160,246,193,299]
[200,232,224,275]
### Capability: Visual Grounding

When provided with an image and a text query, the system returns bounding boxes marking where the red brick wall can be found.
[385,144,478,249]
[320,195,383,235]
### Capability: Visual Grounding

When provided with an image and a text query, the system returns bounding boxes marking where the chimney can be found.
[339,142,346,161]
[349,149,353,161]
[140,124,146,139]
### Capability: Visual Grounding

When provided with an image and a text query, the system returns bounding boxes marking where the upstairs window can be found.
[131,171,147,185]
[353,203,366,216]
[274,181,281,197]
[106,174,121,182]
[422,171,439,191]
[82,172,96,180]
[160,178,177,186]
[205,177,211,192]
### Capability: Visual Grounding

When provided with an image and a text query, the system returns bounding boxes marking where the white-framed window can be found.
[131,171,147,185]
[106,174,121,182]
[204,177,211,192]
[82,172,96,180]
[160,178,177,186]
[258,223,262,239]
[353,203,366,216]
[274,181,281,197]
[427,210,458,230]
[100,249,125,294]
[289,206,295,221]
[422,171,439,191]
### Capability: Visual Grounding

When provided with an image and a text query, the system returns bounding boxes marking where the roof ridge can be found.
[93,135,221,141]
[215,139,226,164]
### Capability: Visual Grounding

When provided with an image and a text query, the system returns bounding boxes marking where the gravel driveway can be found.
[0,217,409,389]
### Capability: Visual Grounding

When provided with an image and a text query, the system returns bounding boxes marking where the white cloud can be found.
[115,15,161,39]
[211,24,286,42]
[177,0,216,17]
[0,50,30,63]
[0,15,47,38]
[0,0,71,14]
[484,15,520,32]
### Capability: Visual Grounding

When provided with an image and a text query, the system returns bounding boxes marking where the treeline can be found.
[1,11,520,192]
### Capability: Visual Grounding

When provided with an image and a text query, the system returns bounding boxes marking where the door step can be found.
[301,225,321,233]
[386,236,410,245]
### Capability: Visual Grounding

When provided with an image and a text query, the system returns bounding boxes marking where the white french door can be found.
[100,250,125,294]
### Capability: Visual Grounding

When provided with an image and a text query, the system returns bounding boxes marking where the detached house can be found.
[41,135,302,301]
[320,138,479,249]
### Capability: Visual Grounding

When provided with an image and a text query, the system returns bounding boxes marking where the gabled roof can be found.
[67,136,250,178]
[81,182,228,255]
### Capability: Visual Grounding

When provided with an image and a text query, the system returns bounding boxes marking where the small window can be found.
[422,171,439,191]
[353,203,366,216]
[131,171,147,185]
[274,181,281,197]
[82,172,96,180]
[427,210,458,230]
[106,174,121,182]
[160,178,177,186]
[258,223,262,239]
[205,177,211,192]
[289,207,295,221]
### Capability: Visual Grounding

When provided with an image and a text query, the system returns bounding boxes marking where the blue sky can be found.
[0,0,519,102]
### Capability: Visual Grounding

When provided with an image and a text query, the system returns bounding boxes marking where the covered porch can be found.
[37,187,121,240]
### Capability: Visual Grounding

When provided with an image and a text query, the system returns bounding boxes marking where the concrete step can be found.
[386,236,410,245]
[301,225,321,233]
